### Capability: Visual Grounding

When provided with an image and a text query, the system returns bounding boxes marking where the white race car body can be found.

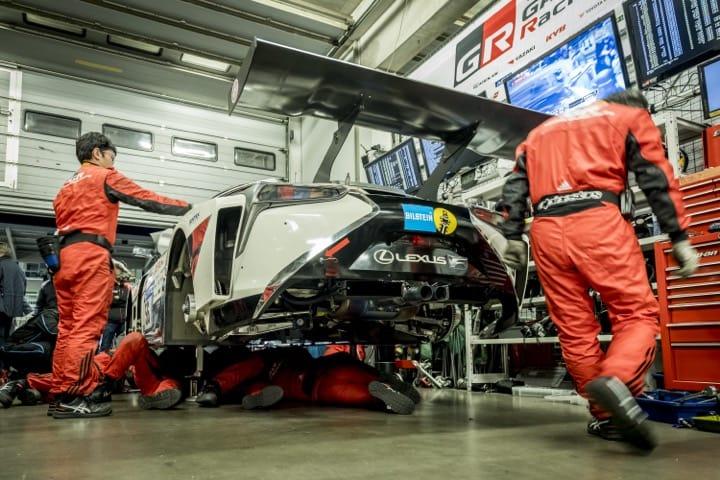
[135,180,526,346]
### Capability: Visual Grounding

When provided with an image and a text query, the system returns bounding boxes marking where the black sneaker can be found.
[242,385,284,410]
[368,381,415,415]
[196,381,221,408]
[138,388,183,410]
[89,379,115,404]
[18,386,42,406]
[53,396,112,419]
[0,380,25,408]
[379,373,421,404]
[46,401,57,417]
[586,376,657,452]
[587,417,624,441]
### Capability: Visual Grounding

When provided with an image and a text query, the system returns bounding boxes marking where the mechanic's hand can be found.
[672,240,698,278]
[503,239,527,270]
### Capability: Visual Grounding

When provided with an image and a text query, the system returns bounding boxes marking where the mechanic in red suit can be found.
[15,332,182,415]
[52,132,191,418]
[197,348,418,414]
[500,89,697,451]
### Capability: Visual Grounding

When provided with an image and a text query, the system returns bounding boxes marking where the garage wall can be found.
[0,69,288,227]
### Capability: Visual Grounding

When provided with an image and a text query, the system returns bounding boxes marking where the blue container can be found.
[637,390,719,425]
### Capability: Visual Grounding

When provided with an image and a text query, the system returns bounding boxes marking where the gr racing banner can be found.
[410,0,624,101]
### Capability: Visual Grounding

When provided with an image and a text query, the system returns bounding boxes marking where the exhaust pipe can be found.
[401,282,433,302]
[432,284,450,302]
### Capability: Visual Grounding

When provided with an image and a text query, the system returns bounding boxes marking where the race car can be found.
[136,179,526,346]
[133,39,546,346]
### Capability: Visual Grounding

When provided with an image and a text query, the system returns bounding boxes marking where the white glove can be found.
[672,240,698,278]
[503,240,527,270]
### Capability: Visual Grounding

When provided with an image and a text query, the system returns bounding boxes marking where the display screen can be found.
[504,15,629,115]
[420,139,444,176]
[624,0,720,86]
[364,139,422,192]
[700,55,720,118]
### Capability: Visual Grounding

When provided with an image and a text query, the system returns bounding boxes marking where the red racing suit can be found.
[51,163,190,396]
[501,101,689,418]
[28,333,179,398]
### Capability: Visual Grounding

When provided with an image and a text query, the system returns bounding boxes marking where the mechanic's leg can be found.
[532,218,606,418]
[570,210,659,396]
[212,354,265,395]
[105,332,163,395]
[50,267,74,395]
[52,244,114,398]
[272,366,312,402]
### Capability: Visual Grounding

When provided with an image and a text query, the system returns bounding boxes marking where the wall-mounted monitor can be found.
[420,138,444,176]
[699,55,720,119]
[504,14,629,115]
[364,139,423,192]
[624,0,720,87]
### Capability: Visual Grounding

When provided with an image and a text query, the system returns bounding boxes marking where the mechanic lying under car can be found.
[197,347,419,415]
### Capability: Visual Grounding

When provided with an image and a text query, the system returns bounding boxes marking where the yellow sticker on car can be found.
[433,208,457,235]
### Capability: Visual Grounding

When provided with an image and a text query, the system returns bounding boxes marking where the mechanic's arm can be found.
[500,143,531,241]
[626,109,689,242]
[104,169,192,216]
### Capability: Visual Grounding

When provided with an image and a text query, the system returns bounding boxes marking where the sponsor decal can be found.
[454,0,516,86]
[697,250,718,258]
[433,208,457,235]
[372,249,468,270]
[536,191,602,211]
[402,204,436,233]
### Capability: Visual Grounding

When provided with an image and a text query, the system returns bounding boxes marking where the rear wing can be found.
[228,39,548,198]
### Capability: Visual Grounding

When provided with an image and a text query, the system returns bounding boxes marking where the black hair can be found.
[75,132,117,164]
[603,88,650,110]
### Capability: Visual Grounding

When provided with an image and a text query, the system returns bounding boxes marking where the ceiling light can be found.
[108,35,162,55]
[24,13,85,36]
[180,53,230,72]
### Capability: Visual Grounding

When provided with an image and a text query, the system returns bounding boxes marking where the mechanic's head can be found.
[76,132,117,168]
[603,88,649,111]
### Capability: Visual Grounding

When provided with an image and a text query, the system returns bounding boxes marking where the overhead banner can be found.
[410,0,624,102]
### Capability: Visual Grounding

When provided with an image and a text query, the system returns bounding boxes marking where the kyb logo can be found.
[373,249,468,269]
[454,1,516,86]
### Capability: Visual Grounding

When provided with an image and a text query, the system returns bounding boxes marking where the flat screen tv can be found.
[420,138,444,176]
[699,55,720,119]
[364,139,422,192]
[624,0,720,87]
[504,14,629,115]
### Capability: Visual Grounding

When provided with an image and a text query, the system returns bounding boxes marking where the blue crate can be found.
[637,390,719,425]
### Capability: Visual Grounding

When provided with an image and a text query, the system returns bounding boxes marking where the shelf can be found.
[460,176,505,202]
[639,234,668,250]
[655,115,707,144]
[469,334,613,345]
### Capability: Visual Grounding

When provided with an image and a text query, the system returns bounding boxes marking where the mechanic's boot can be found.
[587,417,624,441]
[586,376,657,452]
[46,401,57,417]
[379,373,421,404]
[139,388,183,410]
[196,381,221,408]
[369,381,415,415]
[242,385,284,410]
[18,385,42,406]
[53,396,112,419]
[89,379,115,404]
[0,380,24,408]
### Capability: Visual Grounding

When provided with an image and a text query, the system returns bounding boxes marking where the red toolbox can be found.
[655,233,720,391]
[679,167,720,236]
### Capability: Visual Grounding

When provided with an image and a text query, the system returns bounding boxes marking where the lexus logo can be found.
[373,249,395,265]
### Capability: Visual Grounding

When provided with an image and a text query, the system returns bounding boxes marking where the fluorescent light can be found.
[180,53,230,72]
[108,35,161,55]
[25,13,85,36]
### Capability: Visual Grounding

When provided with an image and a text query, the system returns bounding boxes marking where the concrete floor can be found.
[1,390,717,480]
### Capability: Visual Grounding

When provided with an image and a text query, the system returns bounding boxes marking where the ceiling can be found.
[0,0,378,111]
